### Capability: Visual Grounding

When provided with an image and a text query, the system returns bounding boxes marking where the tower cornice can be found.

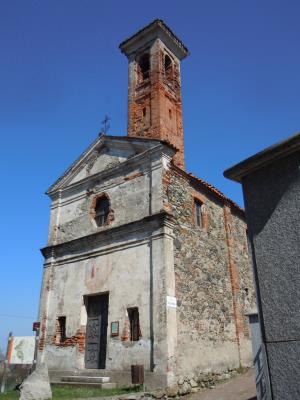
[119,19,189,60]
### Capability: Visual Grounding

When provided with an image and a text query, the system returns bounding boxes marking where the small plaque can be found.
[111,321,119,336]
[166,296,177,309]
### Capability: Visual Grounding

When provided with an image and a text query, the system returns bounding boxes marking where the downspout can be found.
[148,152,154,371]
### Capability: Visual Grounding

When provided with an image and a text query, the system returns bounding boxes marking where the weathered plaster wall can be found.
[163,167,255,378]
[41,242,151,370]
[39,209,177,386]
[70,147,132,185]
[47,147,164,245]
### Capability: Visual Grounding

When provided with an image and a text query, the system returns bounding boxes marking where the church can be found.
[37,20,255,390]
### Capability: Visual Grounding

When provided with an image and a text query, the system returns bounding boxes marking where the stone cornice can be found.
[50,148,163,207]
[47,135,175,198]
[119,19,189,60]
[41,211,174,263]
[48,141,174,201]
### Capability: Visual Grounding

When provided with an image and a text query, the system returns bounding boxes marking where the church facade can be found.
[38,20,255,389]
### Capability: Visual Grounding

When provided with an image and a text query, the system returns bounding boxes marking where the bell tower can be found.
[119,20,189,169]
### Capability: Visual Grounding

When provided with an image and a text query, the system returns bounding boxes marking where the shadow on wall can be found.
[244,152,300,236]
[253,346,267,400]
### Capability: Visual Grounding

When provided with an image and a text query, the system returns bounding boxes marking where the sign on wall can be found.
[166,296,177,309]
[111,321,119,336]
[9,336,35,365]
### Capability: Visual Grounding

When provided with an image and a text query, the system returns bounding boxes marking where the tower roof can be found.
[119,19,189,60]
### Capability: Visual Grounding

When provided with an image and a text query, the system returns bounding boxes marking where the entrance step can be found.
[55,382,117,389]
[61,376,110,384]
[57,375,116,389]
[49,369,165,390]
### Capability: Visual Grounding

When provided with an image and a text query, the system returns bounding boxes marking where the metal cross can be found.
[100,114,110,136]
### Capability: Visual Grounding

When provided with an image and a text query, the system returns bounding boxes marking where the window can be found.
[58,316,66,343]
[128,307,140,341]
[138,54,150,81]
[195,200,202,227]
[164,54,173,80]
[142,107,146,117]
[94,196,109,227]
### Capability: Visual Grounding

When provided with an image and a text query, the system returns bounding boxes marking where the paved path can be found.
[186,369,256,400]
[76,369,256,400]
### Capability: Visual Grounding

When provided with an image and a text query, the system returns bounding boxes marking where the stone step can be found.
[61,376,110,383]
[71,370,116,377]
[49,369,164,390]
[54,382,117,389]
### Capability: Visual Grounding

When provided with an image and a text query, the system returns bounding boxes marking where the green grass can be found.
[0,392,18,400]
[0,385,142,400]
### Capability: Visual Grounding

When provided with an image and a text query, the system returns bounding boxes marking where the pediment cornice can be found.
[46,135,175,197]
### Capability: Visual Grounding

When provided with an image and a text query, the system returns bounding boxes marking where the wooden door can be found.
[85,294,109,369]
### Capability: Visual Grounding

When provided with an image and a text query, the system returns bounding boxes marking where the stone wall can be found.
[163,166,256,378]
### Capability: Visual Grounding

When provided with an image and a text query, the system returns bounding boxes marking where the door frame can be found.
[84,292,109,369]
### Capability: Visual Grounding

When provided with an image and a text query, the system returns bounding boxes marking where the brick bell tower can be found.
[119,20,189,169]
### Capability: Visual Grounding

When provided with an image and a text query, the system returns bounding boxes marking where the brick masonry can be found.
[127,39,185,169]
[52,323,86,354]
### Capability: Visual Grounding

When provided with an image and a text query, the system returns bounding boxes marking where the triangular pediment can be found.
[47,135,169,195]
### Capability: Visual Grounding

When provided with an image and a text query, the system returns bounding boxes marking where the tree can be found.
[0,348,5,362]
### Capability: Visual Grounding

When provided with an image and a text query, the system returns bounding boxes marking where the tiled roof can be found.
[172,164,245,215]
[111,137,243,214]
[46,133,243,215]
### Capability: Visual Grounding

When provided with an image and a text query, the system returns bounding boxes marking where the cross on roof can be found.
[99,114,110,136]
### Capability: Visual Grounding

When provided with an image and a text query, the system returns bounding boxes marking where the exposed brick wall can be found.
[163,166,256,372]
[230,211,254,339]
[38,315,47,351]
[89,193,115,226]
[7,336,14,364]
[127,39,185,169]
[52,324,86,354]
[223,205,245,362]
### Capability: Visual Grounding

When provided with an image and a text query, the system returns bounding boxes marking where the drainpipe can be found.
[148,152,154,371]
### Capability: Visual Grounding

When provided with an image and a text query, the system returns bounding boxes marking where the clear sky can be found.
[0,0,300,351]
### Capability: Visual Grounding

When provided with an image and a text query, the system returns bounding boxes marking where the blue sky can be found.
[0,0,300,351]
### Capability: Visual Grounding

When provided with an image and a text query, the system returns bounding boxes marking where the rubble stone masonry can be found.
[163,166,256,377]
